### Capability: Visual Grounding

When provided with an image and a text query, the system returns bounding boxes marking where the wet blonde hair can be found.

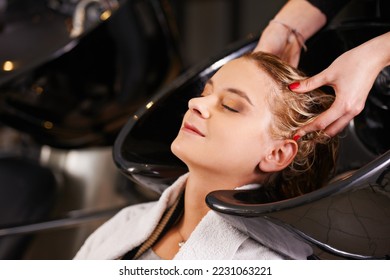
[243,51,339,199]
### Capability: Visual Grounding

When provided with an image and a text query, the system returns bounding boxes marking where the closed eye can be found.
[222,104,239,113]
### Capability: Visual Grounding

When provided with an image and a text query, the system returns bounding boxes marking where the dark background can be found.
[170,0,285,66]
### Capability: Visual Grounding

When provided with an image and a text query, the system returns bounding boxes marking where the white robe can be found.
[74,174,284,260]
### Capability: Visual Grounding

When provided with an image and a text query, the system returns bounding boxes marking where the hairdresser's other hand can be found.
[290,32,390,138]
[254,0,326,67]
[255,20,301,67]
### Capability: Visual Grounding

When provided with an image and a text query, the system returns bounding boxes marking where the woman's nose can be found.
[188,97,211,119]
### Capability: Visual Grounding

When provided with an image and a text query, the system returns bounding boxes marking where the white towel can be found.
[74,173,283,260]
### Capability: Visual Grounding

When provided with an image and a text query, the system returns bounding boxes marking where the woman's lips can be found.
[182,122,205,137]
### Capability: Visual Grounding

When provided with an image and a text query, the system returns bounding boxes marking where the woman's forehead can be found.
[210,58,275,94]
[213,58,264,81]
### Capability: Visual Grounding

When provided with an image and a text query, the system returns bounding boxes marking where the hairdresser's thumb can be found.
[288,72,326,93]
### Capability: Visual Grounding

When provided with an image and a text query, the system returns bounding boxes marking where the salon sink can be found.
[0,0,183,148]
[206,149,390,259]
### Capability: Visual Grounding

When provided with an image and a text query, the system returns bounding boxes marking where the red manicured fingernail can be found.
[288,82,300,90]
[293,135,301,142]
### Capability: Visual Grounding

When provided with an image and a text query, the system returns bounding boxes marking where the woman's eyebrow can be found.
[226,87,254,106]
[207,79,254,106]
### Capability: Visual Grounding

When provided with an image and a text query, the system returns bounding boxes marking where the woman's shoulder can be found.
[74,175,189,259]
[208,211,285,260]
[174,211,284,260]
[73,201,159,259]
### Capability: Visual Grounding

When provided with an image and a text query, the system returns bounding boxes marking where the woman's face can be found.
[171,58,278,182]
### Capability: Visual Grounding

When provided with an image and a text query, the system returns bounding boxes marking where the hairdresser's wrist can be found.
[272,0,326,41]
[359,32,390,73]
[375,32,390,69]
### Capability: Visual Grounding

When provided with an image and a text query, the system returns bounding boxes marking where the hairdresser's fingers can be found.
[288,52,300,68]
[322,113,354,136]
[280,42,301,67]
[295,97,360,138]
[321,98,365,136]
[288,70,329,92]
[294,102,344,137]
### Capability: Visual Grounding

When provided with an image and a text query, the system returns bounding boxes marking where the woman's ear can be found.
[259,140,298,172]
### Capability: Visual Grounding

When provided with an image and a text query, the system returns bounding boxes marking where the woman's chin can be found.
[170,140,189,163]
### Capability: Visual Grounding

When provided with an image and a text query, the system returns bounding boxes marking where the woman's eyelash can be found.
[222,104,239,113]
[197,93,239,113]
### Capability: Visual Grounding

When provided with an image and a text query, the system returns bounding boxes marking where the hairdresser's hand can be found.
[254,22,302,67]
[290,32,390,138]
[254,0,326,67]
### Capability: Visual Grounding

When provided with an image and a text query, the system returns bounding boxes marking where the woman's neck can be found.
[178,170,256,240]
[176,175,208,239]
